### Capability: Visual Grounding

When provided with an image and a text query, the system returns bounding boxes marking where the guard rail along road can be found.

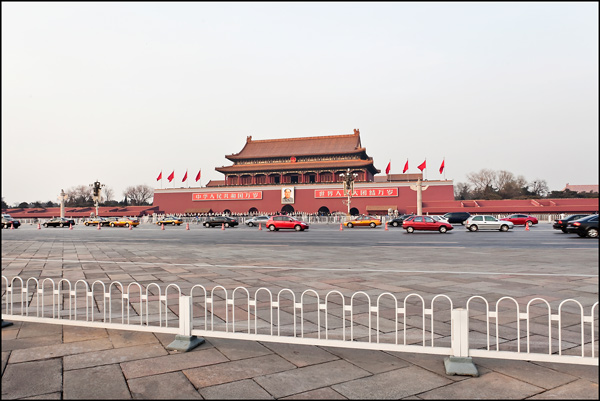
[2,276,598,368]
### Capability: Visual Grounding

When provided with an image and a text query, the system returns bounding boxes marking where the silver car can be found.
[465,215,514,232]
[246,215,270,227]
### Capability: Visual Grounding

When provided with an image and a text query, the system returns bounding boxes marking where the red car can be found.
[266,215,309,231]
[402,215,454,233]
[500,214,538,227]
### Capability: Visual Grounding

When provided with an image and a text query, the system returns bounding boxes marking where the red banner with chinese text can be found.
[314,188,398,198]
[192,191,263,201]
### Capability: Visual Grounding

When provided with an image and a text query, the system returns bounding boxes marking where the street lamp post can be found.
[340,168,357,216]
[90,180,105,217]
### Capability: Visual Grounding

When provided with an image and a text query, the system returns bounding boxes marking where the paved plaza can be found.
[2,223,598,399]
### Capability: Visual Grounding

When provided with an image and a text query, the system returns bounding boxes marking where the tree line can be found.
[2,184,154,209]
[454,169,598,200]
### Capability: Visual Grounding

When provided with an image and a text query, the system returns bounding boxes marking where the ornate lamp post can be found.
[89,180,105,217]
[58,189,67,218]
[340,168,357,216]
[409,178,429,215]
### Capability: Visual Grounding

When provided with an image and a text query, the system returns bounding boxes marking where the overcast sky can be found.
[2,2,598,206]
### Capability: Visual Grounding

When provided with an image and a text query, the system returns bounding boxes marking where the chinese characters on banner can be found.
[314,188,398,198]
[192,191,263,201]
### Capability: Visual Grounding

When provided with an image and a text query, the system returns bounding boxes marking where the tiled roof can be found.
[226,130,365,160]
[563,184,599,193]
[216,159,379,174]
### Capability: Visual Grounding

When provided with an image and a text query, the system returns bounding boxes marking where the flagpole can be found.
[443,157,446,181]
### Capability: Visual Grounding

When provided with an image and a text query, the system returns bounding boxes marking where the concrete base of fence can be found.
[444,356,479,377]
[2,320,14,328]
[166,335,205,352]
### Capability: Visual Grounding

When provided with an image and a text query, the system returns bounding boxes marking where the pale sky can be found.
[2,2,598,206]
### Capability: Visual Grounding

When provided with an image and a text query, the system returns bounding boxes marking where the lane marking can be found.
[5,258,597,278]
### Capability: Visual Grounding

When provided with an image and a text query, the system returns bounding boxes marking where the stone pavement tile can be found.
[527,379,599,399]
[261,342,339,367]
[2,351,9,375]
[205,336,274,360]
[9,338,114,363]
[1,326,19,339]
[199,379,275,399]
[20,392,62,399]
[64,364,131,399]
[184,354,297,389]
[279,387,347,400]
[127,371,202,399]
[1,333,63,352]
[64,343,168,370]
[254,359,371,399]
[531,361,599,384]
[392,352,482,381]
[107,329,161,348]
[322,346,411,374]
[16,322,63,338]
[121,347,228,379]
[418,371,544,399]
[474,357,578,389]
[63,325,108,343]
[331,365,452,399]
[1,358,62,400]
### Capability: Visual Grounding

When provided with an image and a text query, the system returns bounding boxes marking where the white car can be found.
[430,215,449,223]
[465,215,514,232]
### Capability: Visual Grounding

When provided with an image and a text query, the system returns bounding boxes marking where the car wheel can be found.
[526,221,533,227]
[268,225,276,231]
[469,225,478,232]
[125,223,130,227]
[204,222,210,228]
[439,226,447,233]
[500,225,509,232]
[392,221,399,227]
[370,222,376,228]
[59,223,64,228]
[406,226,414,233]
[110,223,115,227]
[44,223,48,228]
[347,223,354,228]
[295,225,302,231]
[85,222,89,226]
[248,222,254,227]
[225,223,230,228]
[587,228,599,238]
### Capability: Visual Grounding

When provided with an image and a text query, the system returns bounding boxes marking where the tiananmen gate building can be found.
[153,129,455,215]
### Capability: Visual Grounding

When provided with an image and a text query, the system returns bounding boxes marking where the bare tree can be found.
[529,179,549,197]
[454,182,472,200]
[466,169,497,192]
[65,185,93,207]
[102,187,114,202]
[123,185,154,206]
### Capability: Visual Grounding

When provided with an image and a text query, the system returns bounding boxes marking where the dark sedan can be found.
[388,214,414,227]
[1,217,21,229]
[552,214,589,233]
[204,216,239,228]
[43,217,76,228]
[566,214,598,238]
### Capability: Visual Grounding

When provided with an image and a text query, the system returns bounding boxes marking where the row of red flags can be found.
[385,159,445,175]
[157,170,201,183]
[158,160,444,182]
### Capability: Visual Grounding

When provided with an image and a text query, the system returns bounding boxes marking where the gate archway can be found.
[317,206,330,216]
[281,205,295,214]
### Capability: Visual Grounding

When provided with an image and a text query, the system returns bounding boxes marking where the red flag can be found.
[167,171,175,182]
[195,169,201,182]
[417,160,426,172]
[385,161,391,175]
[156,171,162,181]
[403,160,409,173]
[439,159,445,174]
[182,170,188,182]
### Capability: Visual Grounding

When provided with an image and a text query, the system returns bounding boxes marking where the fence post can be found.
[444,308,478,376]
[166,295,205,352]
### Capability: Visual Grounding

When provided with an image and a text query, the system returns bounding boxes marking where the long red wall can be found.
[153,181,456,215]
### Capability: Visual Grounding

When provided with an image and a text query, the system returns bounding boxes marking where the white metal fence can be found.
[2,276,597,366]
